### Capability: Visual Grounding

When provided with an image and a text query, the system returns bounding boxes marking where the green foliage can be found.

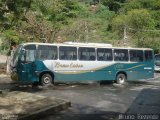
[151,11,160,29]
[112,15,126,34]
[2,30,21,43]
[112,9,156,31]
[0,0,31,30]
[59,3,116,43]
[101,0,126,12]
[33,0,82,25]
[110,0,160,51]
[122,1,142,12]
[0,29,24,54]
[127,9,156,29]
[123,0,160,12]
[95,4,115,19]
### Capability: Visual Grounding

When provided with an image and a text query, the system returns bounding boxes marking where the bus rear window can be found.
[114,49,128,61]
[145,50,153,61]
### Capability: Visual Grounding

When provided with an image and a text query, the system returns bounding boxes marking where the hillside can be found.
[0,0,160,53]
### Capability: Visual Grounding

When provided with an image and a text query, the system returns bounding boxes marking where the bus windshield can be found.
[12,45,22,67]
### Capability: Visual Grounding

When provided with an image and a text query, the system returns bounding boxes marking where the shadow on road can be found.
[39,104,121,120]
[126,88,160,114]
[9,84,47,93]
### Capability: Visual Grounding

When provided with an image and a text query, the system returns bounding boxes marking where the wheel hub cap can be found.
[44,77,50,84]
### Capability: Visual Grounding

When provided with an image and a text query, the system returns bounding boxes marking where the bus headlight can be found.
[35,71,40,76]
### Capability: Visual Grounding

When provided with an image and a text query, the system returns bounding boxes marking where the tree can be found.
[31,0,83,42]
[112,14,126,35]
[0,0,32,30]
[111,8,158,47]
[101,0,126,12]
[0,0,32,50]
[127,9,155,30]
[112,9,156,36]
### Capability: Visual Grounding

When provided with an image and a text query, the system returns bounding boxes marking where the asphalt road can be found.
[1,73,160,120]
[36,79,160,120]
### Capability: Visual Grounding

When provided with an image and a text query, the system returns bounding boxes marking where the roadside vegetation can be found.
[0,0,160,53]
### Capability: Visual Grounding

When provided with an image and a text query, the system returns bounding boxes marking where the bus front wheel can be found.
[116,73,126,84]
[40,73,53,87]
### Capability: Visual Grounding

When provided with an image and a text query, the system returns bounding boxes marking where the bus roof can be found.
[20,42,153,50]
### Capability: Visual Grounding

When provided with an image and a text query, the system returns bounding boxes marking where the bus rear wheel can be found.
[40,73,53,87]
[116,73,126,84]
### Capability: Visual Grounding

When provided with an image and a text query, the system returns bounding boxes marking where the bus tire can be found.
[116,73,126,84]
[40,73,53,87]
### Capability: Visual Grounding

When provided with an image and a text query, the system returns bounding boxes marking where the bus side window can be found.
[38,45,58,60]
[114,49,128,61]
[130,50,143,62]
[79,48,87,60]
[80,54,86,60]
[79,47,95,61]
[97,48,113,61]
[59,46,77,60]
[90,55,95,60]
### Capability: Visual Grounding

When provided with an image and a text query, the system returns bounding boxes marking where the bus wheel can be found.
[116,73,126,84]
[40,73,53,87]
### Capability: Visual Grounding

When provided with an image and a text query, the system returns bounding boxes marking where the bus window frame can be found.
[59,46,77,61]
[129,49,144,62]
[78,47,96,61]
[37,45,58,60]
[113,49,129,62]
[97,48,113,61]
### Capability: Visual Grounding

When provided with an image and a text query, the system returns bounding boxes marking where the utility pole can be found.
[85,21,89,43]
[123,25,127,46]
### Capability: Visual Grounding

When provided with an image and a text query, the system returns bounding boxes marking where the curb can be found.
[0,91,71,120]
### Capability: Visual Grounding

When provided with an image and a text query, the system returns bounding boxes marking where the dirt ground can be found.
[0,63,6,74]
[0,55,7,63]
[0,55,7,74]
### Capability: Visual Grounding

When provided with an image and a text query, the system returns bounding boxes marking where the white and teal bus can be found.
[10,42,154,86]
